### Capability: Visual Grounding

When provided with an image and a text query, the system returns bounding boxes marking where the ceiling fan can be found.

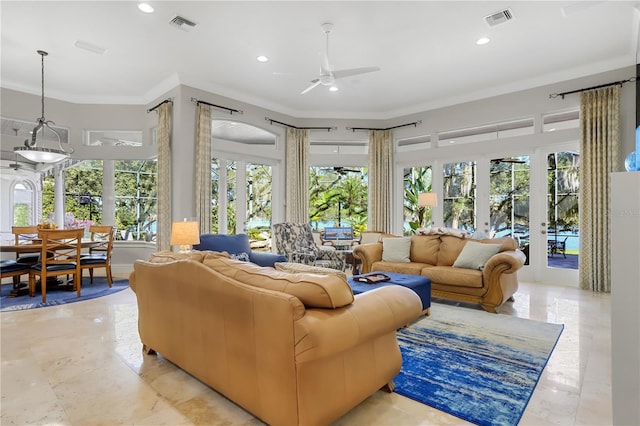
[301,23,380,95]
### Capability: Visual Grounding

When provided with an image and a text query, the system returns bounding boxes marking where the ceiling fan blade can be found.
[333,67,380,79]
[300,79,321,95]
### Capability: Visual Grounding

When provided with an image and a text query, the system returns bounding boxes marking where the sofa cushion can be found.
[371,260,429,276]
[274,262,348,281]
[203,254,354,308]
[410,235,440,265]
[382,237,412,262]
[421,265,483,288]
[453,241,502,270]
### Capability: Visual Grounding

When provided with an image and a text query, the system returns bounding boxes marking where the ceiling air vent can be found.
[169,15,197,31]
[484,8,514,27]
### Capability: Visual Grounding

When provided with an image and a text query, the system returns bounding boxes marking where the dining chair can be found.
[1,259,32,288]
[29,228,83,303]
[80,225,115,286]
[12,226,41,265]
[11,226,41,287]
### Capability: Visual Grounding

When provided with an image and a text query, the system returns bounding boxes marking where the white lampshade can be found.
[171,221,200,252]
[418,192,438,207]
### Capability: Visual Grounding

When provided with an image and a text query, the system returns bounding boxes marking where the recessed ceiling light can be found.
[329,86,339,92]
[256,55,268,62]
[138,3,154,13]
[476,37,491,45]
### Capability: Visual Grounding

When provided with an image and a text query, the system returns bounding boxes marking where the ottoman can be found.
[348,271,431,315]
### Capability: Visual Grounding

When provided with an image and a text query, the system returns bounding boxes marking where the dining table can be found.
[1,239,102,297]
[0,239,100,253]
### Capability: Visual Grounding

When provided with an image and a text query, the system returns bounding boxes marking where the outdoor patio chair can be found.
[548,236,568,258]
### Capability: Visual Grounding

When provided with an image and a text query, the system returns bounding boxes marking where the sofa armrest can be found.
[249,251,287,268]
[483,249,526,277]
[352,243,383,274]
[480,249,526,312]
[294,285,422,362]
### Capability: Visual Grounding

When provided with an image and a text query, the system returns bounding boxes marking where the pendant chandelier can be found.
[14,50,73,163]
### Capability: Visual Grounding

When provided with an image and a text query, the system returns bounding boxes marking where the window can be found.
[437,118,534,147]
[309,166,368,232]
[114,160,157,241]
[85,130,143,146]
[12,181,35,226]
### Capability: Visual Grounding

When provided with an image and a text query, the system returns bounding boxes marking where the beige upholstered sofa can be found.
[129,251,422,426]
[353,234,526,313]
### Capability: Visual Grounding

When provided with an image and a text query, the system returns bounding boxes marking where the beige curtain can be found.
[195,103,212,235]
[156,102,172,251]
[579,86,620,292]
[285,128,310,222]
[368,129,393,233]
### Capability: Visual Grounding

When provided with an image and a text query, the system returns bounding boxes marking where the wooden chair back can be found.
[29,228,83,303]
[82,225,115,286]
[12,226,39,245]
[88,225,115,256]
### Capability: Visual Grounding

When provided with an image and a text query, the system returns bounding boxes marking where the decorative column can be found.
[54,166,65,227]
[102,160,116,226]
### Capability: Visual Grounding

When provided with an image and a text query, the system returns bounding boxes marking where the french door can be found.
[213,159,275,238]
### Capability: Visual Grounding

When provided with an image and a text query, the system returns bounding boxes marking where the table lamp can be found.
[418,192,438,228]
[171,220,200,253]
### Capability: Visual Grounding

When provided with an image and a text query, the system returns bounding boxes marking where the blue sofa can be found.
[193,233,286,268]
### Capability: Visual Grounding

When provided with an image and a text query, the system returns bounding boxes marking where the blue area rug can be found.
[396,303,563,426]
[1,277,129,312]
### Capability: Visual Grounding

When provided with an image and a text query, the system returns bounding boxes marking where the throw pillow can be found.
[229,252,250,262]
[453,241,502,270]
[381,237,412,262]
[274,262,348,281]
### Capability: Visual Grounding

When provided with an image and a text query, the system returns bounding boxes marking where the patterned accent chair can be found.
[272,222,345,271]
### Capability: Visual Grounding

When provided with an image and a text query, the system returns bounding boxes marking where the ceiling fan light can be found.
[329,86,339,92]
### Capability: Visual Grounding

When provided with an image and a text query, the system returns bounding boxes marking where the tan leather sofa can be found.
[353,235,526,313]
[129,251,422,426]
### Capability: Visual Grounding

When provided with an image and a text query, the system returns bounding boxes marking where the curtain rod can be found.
[346,120,422,132]
[265,117,337,131]
[190,97,243,115]
[146,98,172,113]
[549,77,636,99]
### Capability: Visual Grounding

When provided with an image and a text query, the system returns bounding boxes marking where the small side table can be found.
[343,250,361,275]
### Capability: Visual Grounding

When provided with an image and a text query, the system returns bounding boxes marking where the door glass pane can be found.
[226,161,237,234]
[13,183,33,226]
[490,156,530,262]
[403,166,432,235]
[246,163,272,250]
[443,161,476,231]
[547,151,580,269]
[211,160,219,233]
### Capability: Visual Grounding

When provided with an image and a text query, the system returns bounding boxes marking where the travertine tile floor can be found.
[1,277,611,425]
